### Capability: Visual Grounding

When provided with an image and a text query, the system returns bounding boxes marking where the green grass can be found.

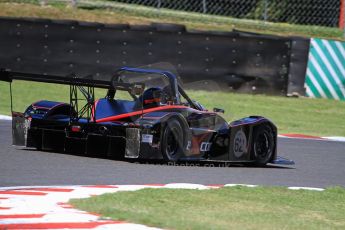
[1,81,345,136]
[190,91,345,137]
[0,1,343,40]
[70,186,345,230]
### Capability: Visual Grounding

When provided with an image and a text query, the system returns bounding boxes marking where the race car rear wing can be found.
[0,69,133,90]
[0,69,145,122]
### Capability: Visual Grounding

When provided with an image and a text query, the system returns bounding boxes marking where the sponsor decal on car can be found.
[200,142,212,152]
[142,134,153,144]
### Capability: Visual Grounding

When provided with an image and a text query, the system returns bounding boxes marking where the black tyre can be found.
[252,125,274,166]
[161,118,185,161]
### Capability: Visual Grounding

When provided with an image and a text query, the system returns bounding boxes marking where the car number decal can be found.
[234,129,247,158]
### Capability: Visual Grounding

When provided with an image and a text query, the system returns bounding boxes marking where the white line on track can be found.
[0,115,11,120]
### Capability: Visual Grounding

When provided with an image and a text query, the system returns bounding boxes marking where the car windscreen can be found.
[117,71,170,91]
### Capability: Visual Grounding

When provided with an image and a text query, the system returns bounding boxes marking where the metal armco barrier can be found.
[306,38,345,101]
[0,17,310,96]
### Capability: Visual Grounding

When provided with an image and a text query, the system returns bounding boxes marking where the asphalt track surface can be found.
[1,120,344,188]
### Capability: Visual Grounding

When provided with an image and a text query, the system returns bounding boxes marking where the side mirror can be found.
[192,100,207,111]
[213,108,225,113]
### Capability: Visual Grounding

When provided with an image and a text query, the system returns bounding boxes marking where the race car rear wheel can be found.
[252,124,274,166]
[161,118,185,161]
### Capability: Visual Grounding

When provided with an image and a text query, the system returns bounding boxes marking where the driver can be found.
[136,87,164,109]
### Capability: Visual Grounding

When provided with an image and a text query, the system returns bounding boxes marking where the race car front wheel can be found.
[252,124,274,166]
[161,118,185,161]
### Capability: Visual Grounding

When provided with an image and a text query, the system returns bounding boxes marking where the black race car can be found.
[0,66,293,166]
